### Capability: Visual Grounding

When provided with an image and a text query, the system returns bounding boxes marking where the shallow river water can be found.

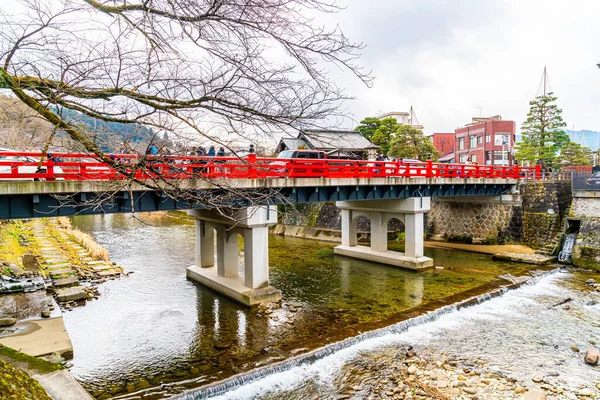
[66,213,551,398]
[196,271,600,399]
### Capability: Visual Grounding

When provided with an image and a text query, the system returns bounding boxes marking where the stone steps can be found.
[55,287,87,302]
[97,270,122,277]
[53,276,80,288]
[49,269,73,278]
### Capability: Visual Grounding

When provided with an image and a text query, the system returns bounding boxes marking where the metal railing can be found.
[0,151,543,182]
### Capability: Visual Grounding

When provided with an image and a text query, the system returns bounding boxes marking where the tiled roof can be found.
[300,130,379,150]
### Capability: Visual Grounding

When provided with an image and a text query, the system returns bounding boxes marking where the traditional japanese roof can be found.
[279,138,308,150]
[300,130,379,150]
[437,152,455,162]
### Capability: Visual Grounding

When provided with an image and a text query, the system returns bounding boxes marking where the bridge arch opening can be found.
[386,217,405,251]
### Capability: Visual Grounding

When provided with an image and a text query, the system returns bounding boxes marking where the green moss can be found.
[0,344,63,374]
[0,359,52,400]
[444,234,473,244]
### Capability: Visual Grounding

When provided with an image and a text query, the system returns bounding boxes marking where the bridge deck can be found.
[0,177,519,219]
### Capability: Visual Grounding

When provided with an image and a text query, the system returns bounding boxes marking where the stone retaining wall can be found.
[426,197,522,243]
[520,181,572,248]
[573,197,600,217]
[277,182,573,248]
[571,192,600,271]
[571,217,600,271]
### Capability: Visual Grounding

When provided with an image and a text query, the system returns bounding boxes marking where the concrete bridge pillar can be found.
[334,198,433,270]
[194,220,215,267]
[187,206,281,306]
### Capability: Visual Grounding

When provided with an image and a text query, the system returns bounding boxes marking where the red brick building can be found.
[432,133,455,157]
[454,116,516,166]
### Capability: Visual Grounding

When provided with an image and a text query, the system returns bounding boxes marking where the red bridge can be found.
[0,151,541,181]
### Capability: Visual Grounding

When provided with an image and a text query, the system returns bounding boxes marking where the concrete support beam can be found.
[187,205,281,306]
[216,228,239,278]
[334,197,433,271]
[244,226,269,289]
[195,220,215,267]
[404,212,424,258]
[370,212,387,252]
[340,209,357,247]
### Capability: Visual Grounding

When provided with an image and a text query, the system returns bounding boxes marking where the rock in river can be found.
[0,317,17,326]
[584,349,599,366]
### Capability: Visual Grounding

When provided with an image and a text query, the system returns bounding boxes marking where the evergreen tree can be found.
[389,125,441,161]
[354,117,382,141]
[370,118,397,155]
[515,92,568,167]
[559,141,593,166]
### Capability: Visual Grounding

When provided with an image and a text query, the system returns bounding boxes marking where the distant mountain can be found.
[515,130,600,151]
[567,130,600,151]
[57,108,155,152]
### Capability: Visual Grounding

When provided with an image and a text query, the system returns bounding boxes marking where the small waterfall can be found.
[174,268,562,400]
[558,232,577,263]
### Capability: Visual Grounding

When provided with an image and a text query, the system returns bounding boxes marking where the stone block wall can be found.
[572,217,600,271]
[278,203,404,232]
[426,198,522,243]
[573,197,600,217]
[520,181,572,248]
[571,193,600,271]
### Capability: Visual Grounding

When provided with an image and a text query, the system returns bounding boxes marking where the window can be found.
[458,138,464,150]
[459,154,468,163]
[477,136,482,145]
[470,136,477,148]
[471,154,477,163]
[485,135,491,143]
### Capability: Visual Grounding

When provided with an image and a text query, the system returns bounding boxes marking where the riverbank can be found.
[0,343,93,400]
[0,217,117,399]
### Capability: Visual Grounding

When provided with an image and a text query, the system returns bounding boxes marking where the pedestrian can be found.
[146,143,158,155]
[207,146,216,157]
[374,153,384,174]
[217,147,226,157]
[195,146,205,156]
[248,144,255,154]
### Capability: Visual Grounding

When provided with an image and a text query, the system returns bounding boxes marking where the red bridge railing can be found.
[0,151,542,182]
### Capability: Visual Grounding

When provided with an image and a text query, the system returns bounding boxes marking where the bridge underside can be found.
[0,178,515,219]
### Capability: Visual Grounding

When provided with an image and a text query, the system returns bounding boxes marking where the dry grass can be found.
[0,220,28,267]
[56,217,109,261]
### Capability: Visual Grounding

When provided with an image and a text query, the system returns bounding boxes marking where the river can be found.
[66,213,557,399]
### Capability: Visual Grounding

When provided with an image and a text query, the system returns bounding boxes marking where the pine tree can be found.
[370,118,397,155]
[559,141,593,166]
[515,92,568,168]
[389,125,441,161]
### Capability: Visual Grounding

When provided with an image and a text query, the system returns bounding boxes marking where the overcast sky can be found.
[327,0,600,135]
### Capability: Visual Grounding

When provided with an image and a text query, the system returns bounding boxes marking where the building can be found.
[275,130,379,159]
[432,133,455,159]
[376,108,424,131]
[454,116,516,166]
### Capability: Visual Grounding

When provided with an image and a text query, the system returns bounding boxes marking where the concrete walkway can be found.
[33,370,94,400]
[0,317,73,358]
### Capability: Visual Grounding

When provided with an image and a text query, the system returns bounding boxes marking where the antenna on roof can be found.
[478,106,485,118]
[409,106,420,126]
